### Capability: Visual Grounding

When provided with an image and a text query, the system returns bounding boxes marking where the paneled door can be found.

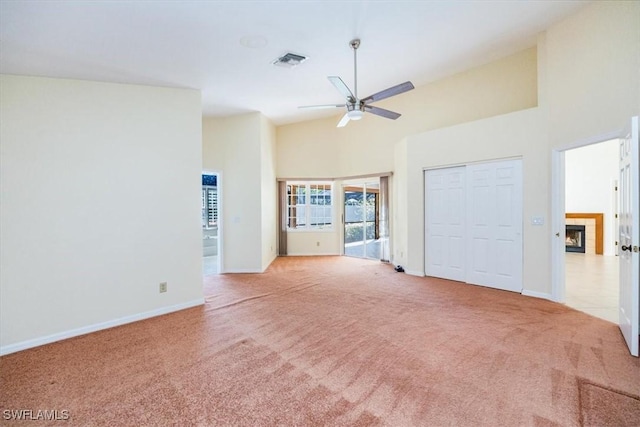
[466,160,523,292]
[424,159,523,292]
[619,116,639,357]
[425,167,466,281]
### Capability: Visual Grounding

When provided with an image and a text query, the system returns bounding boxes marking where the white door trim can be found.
[203,169,223,274]
[424,158,523,292]
[550,129,626,303]
[551,150,566,303]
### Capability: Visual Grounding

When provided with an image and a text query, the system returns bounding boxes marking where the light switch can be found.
[531,216,544,226]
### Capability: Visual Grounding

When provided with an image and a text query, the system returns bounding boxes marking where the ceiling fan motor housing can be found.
[346,102,364,120]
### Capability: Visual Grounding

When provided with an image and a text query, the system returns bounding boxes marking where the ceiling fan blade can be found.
[361,81,415,104]
[328,76,355,101]
[364,105,401,120]
[337,113,351,128]
[298,104,344,110]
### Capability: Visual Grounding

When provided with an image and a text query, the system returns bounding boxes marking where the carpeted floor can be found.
[1,256,639,426]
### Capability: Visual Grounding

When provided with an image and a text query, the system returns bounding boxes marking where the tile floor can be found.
[203,255,218,276]
[565,253,618,323]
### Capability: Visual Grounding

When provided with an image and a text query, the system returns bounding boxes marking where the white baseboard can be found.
[0,298,205,356]
[521,289,554,301]
[285,253,339,257]
[405,270,425,277]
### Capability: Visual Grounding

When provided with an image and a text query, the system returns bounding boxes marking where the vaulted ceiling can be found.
[0,1,591,125]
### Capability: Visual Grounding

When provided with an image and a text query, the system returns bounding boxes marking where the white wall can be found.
[565,139,619,255]
[0,75,203,354]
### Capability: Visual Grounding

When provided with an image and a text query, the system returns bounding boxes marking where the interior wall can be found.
[0,75,203,353]
[277,47,538,179]
[260,114,277,270]
[565,139,619,255]
[540,0,639,301]
[277,48,538,257]
[544,1,640,147]
[401,108,548,296]
[202,113,265,272]
[392,140,408,268]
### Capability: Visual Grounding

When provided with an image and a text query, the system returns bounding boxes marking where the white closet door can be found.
[466,159,523,292]
[425,167,466,281]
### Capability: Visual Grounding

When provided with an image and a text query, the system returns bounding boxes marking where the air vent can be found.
[272,52,308,68]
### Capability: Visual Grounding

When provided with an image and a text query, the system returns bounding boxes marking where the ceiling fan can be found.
[299,39,415,128]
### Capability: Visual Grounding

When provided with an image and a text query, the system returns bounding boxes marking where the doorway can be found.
[202,172,220,275]
[562,139,619,323]
[343,180,381,259]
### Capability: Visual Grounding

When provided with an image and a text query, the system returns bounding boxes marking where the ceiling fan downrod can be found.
[350,39,360,102]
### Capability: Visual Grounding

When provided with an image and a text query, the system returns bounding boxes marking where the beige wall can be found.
[544,0,640,148]
[277,47,538,257]
[5,0,636,356]
[275,1,640,299]
[203,114,262,272]
[401,108,549,296]
[260,115,278,270]
[202,113,277,272]
[277,47,538,179]
[0,75,203,354]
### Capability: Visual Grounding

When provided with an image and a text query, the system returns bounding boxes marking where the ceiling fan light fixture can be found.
[347,109,364,120]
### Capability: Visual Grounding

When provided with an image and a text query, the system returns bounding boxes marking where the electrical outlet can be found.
[316,241,320,246]
[159,282,167,293]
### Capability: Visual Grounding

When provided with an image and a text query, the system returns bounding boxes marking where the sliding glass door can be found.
[344,181,380,259]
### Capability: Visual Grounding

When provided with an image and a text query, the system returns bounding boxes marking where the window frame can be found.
[286,181,334,232]
[202,185,218,229]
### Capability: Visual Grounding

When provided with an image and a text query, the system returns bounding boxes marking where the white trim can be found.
[551,133,623,303]
[421,155,523,172]
[285,252,339,257]
[0,298,205,356]
[521,290,554,301]
[405,270,425,277]
[224,269,264,273]
[551,149,566,303]
[277,171,393,182]
[202,169,223,274]
[286,227,336,233]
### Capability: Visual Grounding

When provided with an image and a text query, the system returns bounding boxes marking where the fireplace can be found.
[566,225,586,253]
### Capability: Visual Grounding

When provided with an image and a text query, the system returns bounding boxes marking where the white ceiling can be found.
[0,1,591,126]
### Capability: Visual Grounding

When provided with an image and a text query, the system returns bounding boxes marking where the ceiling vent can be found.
[272,52,308,68]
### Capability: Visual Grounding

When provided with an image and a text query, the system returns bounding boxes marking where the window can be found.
[287,182,333,230]
[202,186,218,228]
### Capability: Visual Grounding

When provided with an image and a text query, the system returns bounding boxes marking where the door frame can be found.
[550,130,623,302]
[202,169,223,274]
[342,178,380,259]
[423,157,523,291]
